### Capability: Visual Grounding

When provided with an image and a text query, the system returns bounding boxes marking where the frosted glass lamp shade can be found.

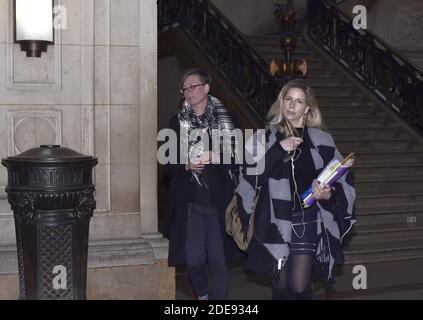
[15,0,54,57]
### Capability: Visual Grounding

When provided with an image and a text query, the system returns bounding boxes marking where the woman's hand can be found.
[199,151,221,164]
[185,151,220,171]
[280,137,303,152]
[186,157,205,172]
[312,180,332,201]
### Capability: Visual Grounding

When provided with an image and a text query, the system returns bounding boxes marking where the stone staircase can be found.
[246,31,423,264]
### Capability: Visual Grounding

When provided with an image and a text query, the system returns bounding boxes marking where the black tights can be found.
[272,255,314,299]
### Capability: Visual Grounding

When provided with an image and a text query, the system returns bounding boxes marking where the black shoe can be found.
[295,287,313,300]
[272,287,296,300]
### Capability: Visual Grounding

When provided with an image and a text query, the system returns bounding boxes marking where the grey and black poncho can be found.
[236,125,356,282]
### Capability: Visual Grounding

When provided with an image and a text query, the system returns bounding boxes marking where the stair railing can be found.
[308,0,423,132]
[158,0,281,123]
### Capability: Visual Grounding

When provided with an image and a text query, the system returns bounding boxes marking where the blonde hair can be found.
[267,79,326,136]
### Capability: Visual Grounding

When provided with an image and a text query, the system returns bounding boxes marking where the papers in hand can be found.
[301,153,355,208]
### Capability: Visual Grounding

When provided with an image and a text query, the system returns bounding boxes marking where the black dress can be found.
[289,127,319,256]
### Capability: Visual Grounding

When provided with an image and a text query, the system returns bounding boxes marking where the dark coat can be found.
[162,114,244,266]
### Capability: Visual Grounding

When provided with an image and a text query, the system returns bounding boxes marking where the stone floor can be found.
[175,258,423,300]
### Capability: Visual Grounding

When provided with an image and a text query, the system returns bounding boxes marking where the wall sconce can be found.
[14,0,54,57]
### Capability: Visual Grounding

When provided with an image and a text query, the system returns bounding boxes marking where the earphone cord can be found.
[290,113,307,239]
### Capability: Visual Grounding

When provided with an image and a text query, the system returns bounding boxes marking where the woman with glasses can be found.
[163,68,242,300]
[236,79,356,300]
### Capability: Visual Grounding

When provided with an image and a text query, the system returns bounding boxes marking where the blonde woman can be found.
[237,79,356,300]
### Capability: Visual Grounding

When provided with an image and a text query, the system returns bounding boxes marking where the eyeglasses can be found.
[180,83,204,94]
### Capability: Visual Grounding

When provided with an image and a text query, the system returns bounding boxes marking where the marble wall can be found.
[0,0,137,245]
[0,0,173,299]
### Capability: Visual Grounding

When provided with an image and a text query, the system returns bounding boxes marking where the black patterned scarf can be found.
[178,95,237,187]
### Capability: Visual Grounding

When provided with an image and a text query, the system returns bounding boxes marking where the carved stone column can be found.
[139,0,159,235]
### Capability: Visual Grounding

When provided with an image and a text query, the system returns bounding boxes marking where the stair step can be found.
[261,49,312,58]
[316,90,363,98]
[338,140,418,153]
[318,94,375,103]
[246,35,297,41]
[299,60,329,68]
[333,133,400,141]
[345,224,423,245]
[306,74,344,82]
[344,239,423,264]
[356,205,423,217]
[306,78,355,88]
[300,56,327,64]
[355,194,423,213]
[250,42,310,53]
[343,146,421,156]
[355,180,423,196]
[324,113,384,120]
[246,34,306,43]
[326,121,395,130]
[308,69,341,78]
[351,152,423,166]
[323,110,383,119]
[334,133,409,141]
[321,106,377,113]
[330,128,397,138]
[327,117,388,126]
[350,223,423,234]
[306,70,344,78]
[308,65,342,74]
[306,78,343,87]
[318,97,366,104]
[317,98,372,107]
[252,42,310,52]
[247,35,305,44]
[353,164,423,181]
[266,22,307,34]
[357,211,423,226]
[345,238,423,253]
[312,87,354,97]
